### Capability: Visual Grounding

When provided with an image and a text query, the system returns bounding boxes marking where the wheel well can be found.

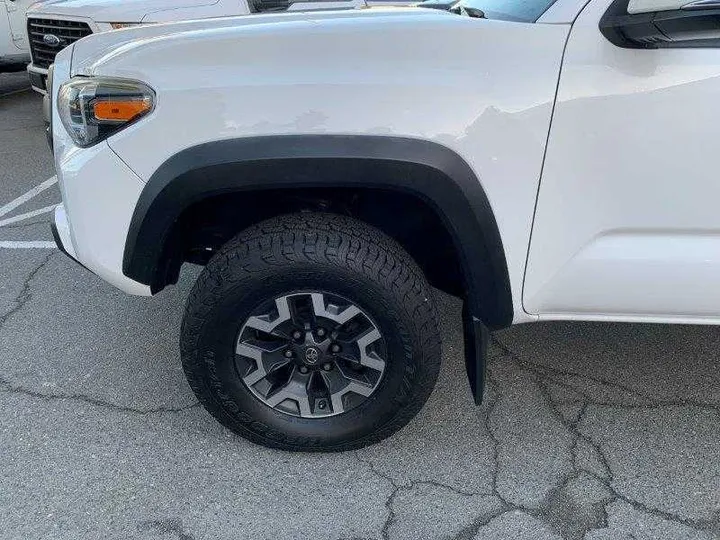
[162,187,466,298]
[124,136,513,330]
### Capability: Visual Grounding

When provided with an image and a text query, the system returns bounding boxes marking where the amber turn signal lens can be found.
[59,77,155,147]
[93,98,152,122]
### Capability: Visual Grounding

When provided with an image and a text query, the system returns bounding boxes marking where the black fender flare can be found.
[123,135,513,403]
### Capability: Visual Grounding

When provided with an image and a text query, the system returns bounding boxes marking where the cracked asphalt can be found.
[1,74,719,540]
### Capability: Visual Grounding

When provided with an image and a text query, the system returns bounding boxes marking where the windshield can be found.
[452,0,558,22]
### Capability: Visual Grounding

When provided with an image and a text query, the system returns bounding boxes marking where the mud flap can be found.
[463,307,488,405]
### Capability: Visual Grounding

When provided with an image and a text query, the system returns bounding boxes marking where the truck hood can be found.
[70,7,453,75]
[27,0,220,22]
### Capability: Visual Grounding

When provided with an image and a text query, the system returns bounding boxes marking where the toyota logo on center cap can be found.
[304,348,320,364]
[43,34,61,47]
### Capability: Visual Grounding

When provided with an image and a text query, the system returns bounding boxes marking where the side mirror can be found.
[600,0,720,48]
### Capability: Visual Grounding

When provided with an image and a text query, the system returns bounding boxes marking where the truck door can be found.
[525,0,720,321]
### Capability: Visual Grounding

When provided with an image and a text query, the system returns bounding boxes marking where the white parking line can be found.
[0,241,56,249]
[0,176,61,249]
[0,176,58,219]
[0,205,57,228]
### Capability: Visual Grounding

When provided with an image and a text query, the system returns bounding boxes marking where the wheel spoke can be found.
[311,293,362,325]
[356,328,385,372]
[319,366,350,394]
[320,364,376,415]
[329,383,374,415]
[287,293,314,328]
[335,351,360,366]
[244,296,292,336]
[265,370,312,416]
[236,341,291,386]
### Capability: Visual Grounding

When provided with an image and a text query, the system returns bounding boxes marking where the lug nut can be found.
[292,330,303,340]
[330,344,341,353]
[317,328,326,338]
[299,366,309,374]
[318,401,327,410]
[322,363,333,371]
[284,350,294,358]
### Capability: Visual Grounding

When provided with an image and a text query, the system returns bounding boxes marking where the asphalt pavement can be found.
[1,73,719,540]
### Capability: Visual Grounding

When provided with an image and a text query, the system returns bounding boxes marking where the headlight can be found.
[109,22,143,29]
[57,77,155,147]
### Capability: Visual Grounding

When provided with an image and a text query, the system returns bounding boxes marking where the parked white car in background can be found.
[0,0,32,72]
[25,0,408,92]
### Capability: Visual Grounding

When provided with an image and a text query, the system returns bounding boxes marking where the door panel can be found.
[1,3,13,53]
[524,0,720,320]
[6,0,34,51]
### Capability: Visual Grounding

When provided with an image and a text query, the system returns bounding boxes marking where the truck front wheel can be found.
[180,213,441,451]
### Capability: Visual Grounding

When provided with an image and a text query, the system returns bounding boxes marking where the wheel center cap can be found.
[304,347,321,364]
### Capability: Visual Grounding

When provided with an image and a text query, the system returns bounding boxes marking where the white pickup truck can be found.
[0,0,31,72]
[48,0,720,451]
[25,0,408,92]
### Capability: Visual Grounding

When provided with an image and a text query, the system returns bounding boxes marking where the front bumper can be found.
[0,53,30,73]
[28,64,49,94]
[51,143,153,297]
[51,204,80,262]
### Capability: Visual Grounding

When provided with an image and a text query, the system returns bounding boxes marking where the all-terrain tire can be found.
[180,212,441,451]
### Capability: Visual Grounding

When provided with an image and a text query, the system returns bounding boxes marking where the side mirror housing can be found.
[600,0,720,48]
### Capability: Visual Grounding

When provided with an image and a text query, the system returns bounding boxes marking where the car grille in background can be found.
[27,18,93,69]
